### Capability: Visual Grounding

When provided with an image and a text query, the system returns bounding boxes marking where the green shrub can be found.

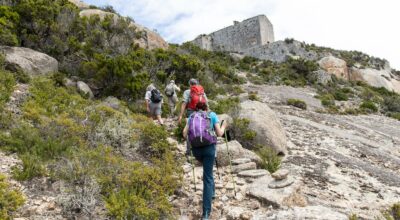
[209,97,239,115]
[334,91,349,101]
[382,203,400,220]
[287,99,307,110]
[348,214,358,220]
[360,101,378,112]
[388,112,400,121]
[173,120,186,143]
[54,146,181,220]
[0,6,20,46]
[230,118,257,149]
[0,173,25,220]
[0,70,15,110]
[248,92,260,101]
[256,147,281,173]
[320,94,335,107]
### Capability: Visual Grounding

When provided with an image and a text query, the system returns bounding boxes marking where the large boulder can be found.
[239,100,287,155]
[318,56,348,79]
[0,46,58,76]
[349,67,400,94]
[79,9,168,50]
[216,140,261,166]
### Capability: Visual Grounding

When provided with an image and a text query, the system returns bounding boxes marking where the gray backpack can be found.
[165,84,175,97]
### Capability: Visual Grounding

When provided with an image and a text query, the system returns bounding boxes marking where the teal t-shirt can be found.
[208,112,219,128]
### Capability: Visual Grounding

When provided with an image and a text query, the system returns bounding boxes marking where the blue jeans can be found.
[192,144,215,218]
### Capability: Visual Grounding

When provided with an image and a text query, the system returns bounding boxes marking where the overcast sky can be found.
[84,0,400,69]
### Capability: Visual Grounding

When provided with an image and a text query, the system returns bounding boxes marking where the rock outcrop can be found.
[216,140,261,166]
[318,56,348,79]
[79,9,168,50]
[239,100,287,155]
[0,46,58,76]
[349,67,400,93]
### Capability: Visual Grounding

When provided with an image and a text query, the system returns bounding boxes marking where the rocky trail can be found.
[1,82,399,220]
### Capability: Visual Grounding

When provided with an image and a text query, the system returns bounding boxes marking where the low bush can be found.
[256,147,281,173]
[248,91,260,101]
[209,97,239,115]
[388,112,400,121]
[320,94,335,107]
[333,91,349,101]
[348,214,358,220]
[360,101,378,112]
[230,118,257,149]
[0,173,25,220]
[382,203,400,220]
[287,99,307,110]
[0,70,15,110]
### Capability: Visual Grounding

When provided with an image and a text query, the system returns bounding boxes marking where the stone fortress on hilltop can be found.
[191,15,274,54]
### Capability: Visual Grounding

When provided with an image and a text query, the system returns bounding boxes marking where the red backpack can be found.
[187,85,205,110]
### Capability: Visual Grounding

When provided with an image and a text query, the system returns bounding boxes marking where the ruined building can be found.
[191,15,274,54]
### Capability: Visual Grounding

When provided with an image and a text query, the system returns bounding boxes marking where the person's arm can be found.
[183,119,189,139]
[174,85,181,92]
[145,100,150,113]
[178,102,187,123]
[214,120,227,137]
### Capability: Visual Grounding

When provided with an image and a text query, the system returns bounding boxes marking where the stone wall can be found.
[192,15,274,53]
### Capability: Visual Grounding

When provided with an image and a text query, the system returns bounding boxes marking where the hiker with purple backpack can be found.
[183,101,227,220]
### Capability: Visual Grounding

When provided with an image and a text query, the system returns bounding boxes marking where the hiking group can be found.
[144,78,228,220]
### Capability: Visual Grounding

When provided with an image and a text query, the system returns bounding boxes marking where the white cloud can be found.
[85,0,400,69]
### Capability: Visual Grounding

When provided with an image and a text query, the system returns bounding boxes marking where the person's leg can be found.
[155,103,163,125]
[201,145,216,219]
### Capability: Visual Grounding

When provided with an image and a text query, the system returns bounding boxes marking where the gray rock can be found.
[232,162,256,173]
[77,81,94,99]
[267,206,348,220]
[271,169,289,180]
[0,46,58,76]
[216,140,261,166]
[67,0,89,8]
[268,176,294,189]
[232,158,251,165]
[103,96,121,110]
[238,169,269,178]
[309,70,332,85]
[247,175,302,208]
[239,100,287,155]
[349,67,400,94]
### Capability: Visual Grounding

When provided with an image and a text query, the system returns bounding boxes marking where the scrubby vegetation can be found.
[256,147,281,173]
[0,75,182,218]
[287,99,307,110]
[0,174,25,220]
[382,203,400,220]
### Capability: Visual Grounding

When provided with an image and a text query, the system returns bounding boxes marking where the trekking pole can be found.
[224,130,237,196]
[215,158,221,180]
[190,148,196,192]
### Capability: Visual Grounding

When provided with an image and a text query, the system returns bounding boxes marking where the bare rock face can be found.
[239,100,287,155]
[216,140,261,166]
[268,206,348,220]
[79,9,168,50]
[349,67,400,94]
[318,56,348,79]
[0,46,58,76]
[247,175,304,208]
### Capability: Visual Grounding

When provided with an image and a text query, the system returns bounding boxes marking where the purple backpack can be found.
[188,111,217,148]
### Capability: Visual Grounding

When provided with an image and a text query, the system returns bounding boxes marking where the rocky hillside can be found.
[0,0,399,220]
